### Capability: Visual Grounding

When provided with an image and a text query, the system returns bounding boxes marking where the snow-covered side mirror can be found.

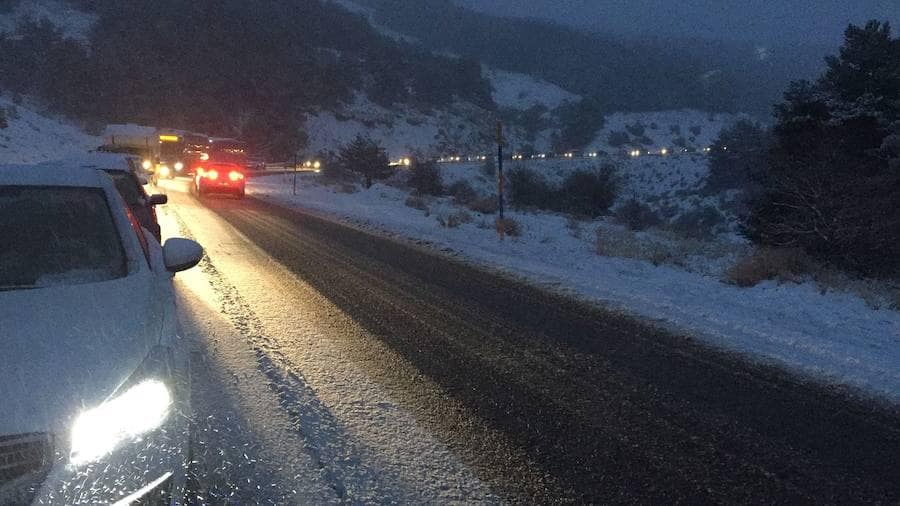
[148,194,168,206]
[162,238,204,273]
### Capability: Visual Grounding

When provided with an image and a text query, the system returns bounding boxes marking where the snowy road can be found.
[155,178,900,503]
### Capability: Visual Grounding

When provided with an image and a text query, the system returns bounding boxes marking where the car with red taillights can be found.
[193,162,246,198]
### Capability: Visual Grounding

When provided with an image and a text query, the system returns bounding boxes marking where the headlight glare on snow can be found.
[69,380,171,465]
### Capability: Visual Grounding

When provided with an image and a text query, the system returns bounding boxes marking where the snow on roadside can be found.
[248,173,900,406]
[0,96,100,165]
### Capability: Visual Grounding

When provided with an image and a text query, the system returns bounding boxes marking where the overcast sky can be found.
[453,0,900,48]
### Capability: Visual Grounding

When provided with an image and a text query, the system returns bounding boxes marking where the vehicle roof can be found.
[0,162,111,187]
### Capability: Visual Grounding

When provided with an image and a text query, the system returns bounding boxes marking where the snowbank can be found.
[0,96,100,165]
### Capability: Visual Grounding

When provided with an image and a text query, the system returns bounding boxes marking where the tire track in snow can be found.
[169,205,392,504]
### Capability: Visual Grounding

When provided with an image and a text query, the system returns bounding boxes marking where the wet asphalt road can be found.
[168,182,900,504]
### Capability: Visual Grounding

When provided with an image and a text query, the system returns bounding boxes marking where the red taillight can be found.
[207,169,218,180]
[228,171,244,181]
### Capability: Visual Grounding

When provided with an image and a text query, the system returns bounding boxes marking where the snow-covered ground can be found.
[0,96,100,165]
[304,95,496,159]
[0,0,96,43]
[484,67,580,111]
[587,110,743,153]
[248,171,900,406]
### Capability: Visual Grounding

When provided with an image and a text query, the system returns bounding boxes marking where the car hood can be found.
[0,273,161,436]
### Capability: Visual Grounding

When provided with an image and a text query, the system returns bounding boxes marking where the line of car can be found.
[1,153,203,504]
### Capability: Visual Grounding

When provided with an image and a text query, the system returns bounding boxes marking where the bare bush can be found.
[468,196,498,214]
[669,205,726,239]
[614,199,662,231]
[723,247,813,287]
[404,195,428,211]
[495,217,521,236]
[407,159,444,196]
[443,210,474,228]
[447,180,478,205]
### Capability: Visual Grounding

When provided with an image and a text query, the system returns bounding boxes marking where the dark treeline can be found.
[357,0,826,117]
[0,0,493,158]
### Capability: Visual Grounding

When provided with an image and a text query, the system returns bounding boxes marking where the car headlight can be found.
[142,160,152,170]
[69,380,171,466]
[159,166,171,177]
[174,162,184,171]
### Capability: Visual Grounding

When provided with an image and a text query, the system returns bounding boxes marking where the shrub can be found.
[337,135,392,188]
[405,195,429,211]
[557,168,618,218]
[407,159,444,196]
[495,217,521,236]
[594,227,671,265]
[443,210,474,228]
[508,167,554,209]
[566,216,582,238]
[705,119,771,192]
[669,206,726,239]
[481,157,496,177]
[724,247,813,287]
[447,180,478,205]
[468,196,498,214]
[625,122,645,137]
[615,199,663,231]
[607,130,631,147]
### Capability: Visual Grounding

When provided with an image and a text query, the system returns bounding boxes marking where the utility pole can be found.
[292,153,298,196]
[496,121,505,239]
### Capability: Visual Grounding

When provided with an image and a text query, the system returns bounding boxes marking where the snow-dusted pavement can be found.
[158,182,497,503]
[153,176,900,503]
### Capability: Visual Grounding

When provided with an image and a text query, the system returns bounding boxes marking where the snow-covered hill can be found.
[0,96,99,165]
[484,67,580,111]
[0,0,96,43]
[303,95,497,159]
[589,110,744,153]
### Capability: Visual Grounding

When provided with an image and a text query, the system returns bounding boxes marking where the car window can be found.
[0,186,128,289]
[107,171,146,206]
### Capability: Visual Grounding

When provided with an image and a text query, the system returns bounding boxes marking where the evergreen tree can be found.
[746,20,900,276]
[706,120,771,192]
[337,136,392,188]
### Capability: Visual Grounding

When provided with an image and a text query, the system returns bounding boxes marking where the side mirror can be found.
[137,176,149,185]
[149,194,168,206]
[162,238,203,273]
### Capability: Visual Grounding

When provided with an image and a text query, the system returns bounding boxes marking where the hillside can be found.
[354,0,826,117]
[0,95,99,164]
[0,0,498,159]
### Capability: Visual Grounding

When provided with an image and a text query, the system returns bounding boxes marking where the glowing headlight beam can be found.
[70,380,171,466]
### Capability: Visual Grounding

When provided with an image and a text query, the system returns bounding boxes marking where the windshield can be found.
[0,186,127,289]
